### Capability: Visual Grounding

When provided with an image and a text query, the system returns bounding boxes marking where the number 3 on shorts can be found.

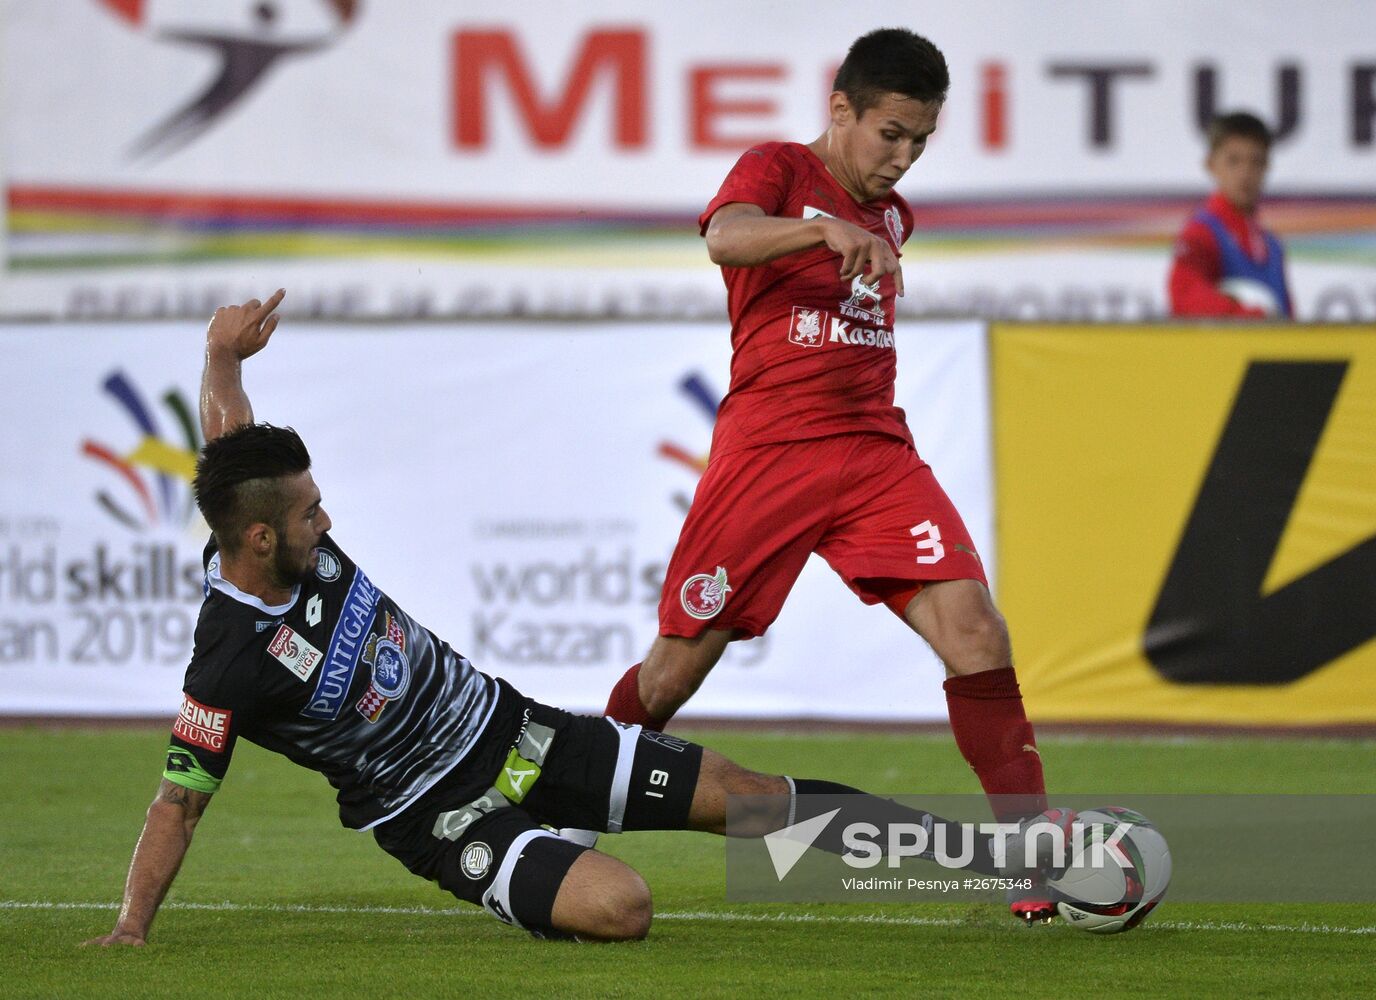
[910,520,945,565]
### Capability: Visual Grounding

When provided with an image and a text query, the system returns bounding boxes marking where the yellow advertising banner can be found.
[992,325,1376,725]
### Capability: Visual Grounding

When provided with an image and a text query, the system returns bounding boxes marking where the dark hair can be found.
[1207,111,1272,152]
[194,423,312,554]
[833,28,950,116]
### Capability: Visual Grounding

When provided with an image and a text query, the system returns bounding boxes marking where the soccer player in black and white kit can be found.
[86,291,1035,946]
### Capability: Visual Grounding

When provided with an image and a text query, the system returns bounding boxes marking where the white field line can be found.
[5,899,1373,936]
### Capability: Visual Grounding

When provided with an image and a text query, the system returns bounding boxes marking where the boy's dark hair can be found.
[193,423,312,554]
[833,28,950,116]
[1207,111,1272,152]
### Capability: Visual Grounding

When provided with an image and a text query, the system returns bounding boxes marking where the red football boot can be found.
[1009,879,1057,925]
[1004,808,1077,925]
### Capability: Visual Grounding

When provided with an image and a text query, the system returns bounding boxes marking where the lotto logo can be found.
[788,307,828,348]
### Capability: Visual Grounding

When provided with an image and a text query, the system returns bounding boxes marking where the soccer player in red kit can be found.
[595,29,1053,922]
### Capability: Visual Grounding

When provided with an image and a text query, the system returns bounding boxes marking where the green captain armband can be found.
[164,746,223,794]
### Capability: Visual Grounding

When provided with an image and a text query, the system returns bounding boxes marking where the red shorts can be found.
[659,433,987,639]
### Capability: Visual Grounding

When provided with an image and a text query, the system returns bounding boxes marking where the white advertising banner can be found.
[3,1,1374,320]
[9,1,1374,197]
[0,319,991,719]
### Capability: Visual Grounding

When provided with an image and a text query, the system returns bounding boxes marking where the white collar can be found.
[206,551,300,615]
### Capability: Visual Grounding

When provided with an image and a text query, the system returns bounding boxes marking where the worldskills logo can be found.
[656,372,720,513]
[81,371,202,533]
[96,0,361,159]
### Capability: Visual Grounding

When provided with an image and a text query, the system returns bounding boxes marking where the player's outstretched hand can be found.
[81,928,147,947]
[820,219,904,297]
[206,289,285,361]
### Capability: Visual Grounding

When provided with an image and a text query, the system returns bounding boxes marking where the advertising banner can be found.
[0,318,990,719]
[3,1,1373,320]
[992,324,1376,724]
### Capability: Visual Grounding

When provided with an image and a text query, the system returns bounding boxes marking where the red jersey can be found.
[1168,192,1292,318]
[698,142,916,459]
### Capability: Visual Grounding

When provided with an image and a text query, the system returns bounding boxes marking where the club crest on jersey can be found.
[356,612,409,723]
[461,841,494,880]
[839,274,885,326]
[681,566,732,620]
[314,548,342,583]
[268,625,323,682]
[788,306,828,348]
[884,205,904,250]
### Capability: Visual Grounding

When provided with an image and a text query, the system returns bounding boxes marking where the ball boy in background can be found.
[1169,111,1293,319]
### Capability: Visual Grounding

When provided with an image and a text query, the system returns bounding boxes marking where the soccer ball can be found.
[1049,806,1171,934]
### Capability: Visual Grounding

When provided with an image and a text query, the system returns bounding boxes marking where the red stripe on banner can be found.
[9,185,1376,235]
[6,185,680,227]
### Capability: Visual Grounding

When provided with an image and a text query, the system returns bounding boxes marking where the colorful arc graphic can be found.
[658,372,721,512]
[82,370,201,531]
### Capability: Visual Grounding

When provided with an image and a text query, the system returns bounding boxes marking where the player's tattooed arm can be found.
[200,288,286,442]
[82,779,214,948]
[157,777,214,823]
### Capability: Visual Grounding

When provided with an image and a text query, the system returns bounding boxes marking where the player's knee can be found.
[551,850,654,941]
[643,670,702,716]
[621,884,654,941]
[945,605,1012,674]
[598,871,653,941]
[638,630,733,718]
[974,605,1011,655]
[639,651,712,716]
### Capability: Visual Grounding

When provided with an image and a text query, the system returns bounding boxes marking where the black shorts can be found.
[372,698,703,935]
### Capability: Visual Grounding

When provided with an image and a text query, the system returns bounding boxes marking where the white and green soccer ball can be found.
[1050,806,1172,934]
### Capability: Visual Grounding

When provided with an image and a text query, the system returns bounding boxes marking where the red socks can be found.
[605,661,1045,822]
[604,663,671,731]
[943,667,1047,822]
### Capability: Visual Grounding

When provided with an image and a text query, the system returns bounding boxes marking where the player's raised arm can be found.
[705,204,904,294]
[82,779,214,947]
[199,289,286,442]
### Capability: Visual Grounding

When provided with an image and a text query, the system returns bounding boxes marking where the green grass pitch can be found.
[2,726,1373,999]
